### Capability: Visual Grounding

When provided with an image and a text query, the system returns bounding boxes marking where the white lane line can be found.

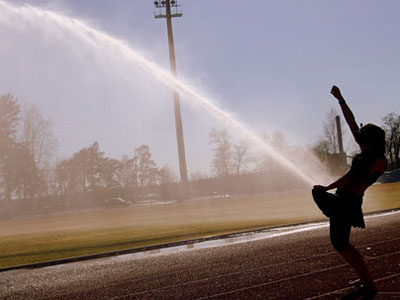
[179,209,399,250]
[111,248,400,300]
[88,237,400,300]
[365,209,400,219]
[301,272,400,300]
[109,209,400,261]
[193,209,400,250]
[195,249,400,300]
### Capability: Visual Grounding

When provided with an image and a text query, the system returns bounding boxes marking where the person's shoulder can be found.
[374,156,387,172]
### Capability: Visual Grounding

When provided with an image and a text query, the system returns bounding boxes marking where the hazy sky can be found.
[1,0,399,177]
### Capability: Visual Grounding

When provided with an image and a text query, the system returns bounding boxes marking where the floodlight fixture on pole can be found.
[154,1,182,18]
[154,0,188,184]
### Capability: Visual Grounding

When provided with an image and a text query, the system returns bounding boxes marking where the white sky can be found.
[1,0,399,177]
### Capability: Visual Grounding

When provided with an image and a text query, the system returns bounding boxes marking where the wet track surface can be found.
[1,211,399,300]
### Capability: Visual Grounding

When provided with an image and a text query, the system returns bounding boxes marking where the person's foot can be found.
[340,287,364,300]
[360,290,377,300]
[360,285,377,300]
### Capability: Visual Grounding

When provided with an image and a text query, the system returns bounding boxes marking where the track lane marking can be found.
[105,235,400,297]
[7,210,400,300]
[106,249,400,300]
[301,272,400,300]
[38,230,400,300]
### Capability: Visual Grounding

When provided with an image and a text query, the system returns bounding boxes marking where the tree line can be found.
[1,93,399,216]
[0,94,176,215]
[382,112,400,170]
[206,127,326,196]
[204,110,400,196]
[0,94,57,205]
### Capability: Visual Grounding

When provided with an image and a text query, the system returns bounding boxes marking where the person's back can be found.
[338,149,387,197]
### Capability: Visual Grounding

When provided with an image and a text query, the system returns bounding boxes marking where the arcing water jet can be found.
[0,0,321,186]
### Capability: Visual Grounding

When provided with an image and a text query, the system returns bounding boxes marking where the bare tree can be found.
[0,94,20,144]
[382,112,400,169]
[15,144,44,203]
[313,108,343,162]
[312,108,355,175]
[0,94,21,202]
[21,103,58,169]
[209,128,232,177]
[0,95,46,203]
[21,103,58,199]
[158,165,176,185]
[313,140,330,162]
[232,139,251,175]
[322,108,340,154]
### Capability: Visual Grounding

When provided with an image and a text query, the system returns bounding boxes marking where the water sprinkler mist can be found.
[0,0,317,186]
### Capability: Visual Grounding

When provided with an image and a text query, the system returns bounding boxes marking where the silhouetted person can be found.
[312,86,387,299]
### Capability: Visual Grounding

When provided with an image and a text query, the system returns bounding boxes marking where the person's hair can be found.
[356,123,386,154]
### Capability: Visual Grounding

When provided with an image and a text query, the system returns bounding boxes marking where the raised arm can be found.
[330,86,360,142]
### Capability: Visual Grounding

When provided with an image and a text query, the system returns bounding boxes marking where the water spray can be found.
[0,0,317,186]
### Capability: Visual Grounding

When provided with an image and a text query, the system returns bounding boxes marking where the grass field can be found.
[1,182,399,268]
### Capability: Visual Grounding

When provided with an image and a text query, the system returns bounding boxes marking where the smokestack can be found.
[335,115,344,154]
[336,116,344,154]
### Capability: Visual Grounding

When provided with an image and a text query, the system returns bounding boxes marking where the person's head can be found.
[356,123,386,154]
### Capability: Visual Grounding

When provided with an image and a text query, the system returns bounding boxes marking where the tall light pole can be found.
[154,0,188,184]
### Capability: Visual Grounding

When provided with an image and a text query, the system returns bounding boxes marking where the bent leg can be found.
[312,189,337,217]
[330,217,376,293]
[339,245,377,293]
[329,216,351,252]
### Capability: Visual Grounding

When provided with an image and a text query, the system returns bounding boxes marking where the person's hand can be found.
[330,85,344,101]
[313,185,329,191]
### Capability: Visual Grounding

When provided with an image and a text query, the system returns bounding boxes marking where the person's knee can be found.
[330,235,350,252]
[311,188,322,198]
[312,188,329,203]
[312,189,333,217]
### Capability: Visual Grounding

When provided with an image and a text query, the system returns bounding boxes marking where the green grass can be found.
[1,182,399,268]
